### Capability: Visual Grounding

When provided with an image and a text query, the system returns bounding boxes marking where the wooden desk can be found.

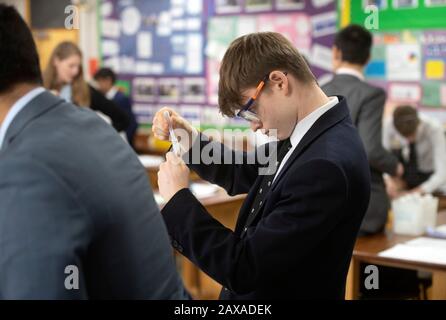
[346,211,446,300]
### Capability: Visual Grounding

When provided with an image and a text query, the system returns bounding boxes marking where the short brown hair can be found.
[218,32,316,117]
[393,105,420,137]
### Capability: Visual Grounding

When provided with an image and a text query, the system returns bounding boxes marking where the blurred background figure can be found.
[94,67,138,148]
[43,41,130,135]
[322,25,404,236]
[384,105,446,198]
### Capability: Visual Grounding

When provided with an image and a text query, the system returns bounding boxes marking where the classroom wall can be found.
[97,0,338,130]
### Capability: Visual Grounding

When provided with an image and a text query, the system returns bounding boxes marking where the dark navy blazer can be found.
[162,96,371,299]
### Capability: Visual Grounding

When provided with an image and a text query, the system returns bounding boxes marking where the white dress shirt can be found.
[273,96,339,182]
[106,86,118,100]
[336,67,365,81]
[0,87,45,150]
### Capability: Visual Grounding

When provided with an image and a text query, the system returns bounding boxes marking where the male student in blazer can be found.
[322,25,404,236]
[153,32,371,299]
[0,5,186,299]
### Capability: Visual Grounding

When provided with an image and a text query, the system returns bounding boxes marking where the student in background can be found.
[322,24,404,236]
[94,68,138,148]
[0,4,187,299]
[384,105,446,197]
[43,42,129,133]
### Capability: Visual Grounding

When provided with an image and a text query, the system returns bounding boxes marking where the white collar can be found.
[106,87,118,100]
[289,96,339,148]
[336,67,365,81]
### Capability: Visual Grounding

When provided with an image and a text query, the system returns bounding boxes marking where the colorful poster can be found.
[387,44,421,81]
[422,31,446,80]
[388,83,421,103]
[422,81,442,107]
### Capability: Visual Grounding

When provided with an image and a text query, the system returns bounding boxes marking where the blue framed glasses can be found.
[236,74,269,123]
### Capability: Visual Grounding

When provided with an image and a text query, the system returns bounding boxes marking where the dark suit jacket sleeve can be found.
[89,85,130,132]
[357,89,398,175]
[182,134,276,196]
[0,159,90,299]
[161,159,348,294]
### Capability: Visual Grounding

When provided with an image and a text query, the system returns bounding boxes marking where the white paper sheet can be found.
[310,44,333,71]
[102,40,120,56]
[186,34,203,74]
[121,6,141,36]
[378,237,446,265]
[387,44,421,81]
[102,19,121,38]
[137,32,152,59]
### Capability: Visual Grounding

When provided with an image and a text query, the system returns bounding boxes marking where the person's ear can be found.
[269,70,289,94]
[332,46,342,70]
[333,46,342,61]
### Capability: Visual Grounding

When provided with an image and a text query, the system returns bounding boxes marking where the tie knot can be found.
[277,138,292,163]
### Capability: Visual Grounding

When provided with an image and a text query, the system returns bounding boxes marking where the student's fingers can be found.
[166,151,183,165]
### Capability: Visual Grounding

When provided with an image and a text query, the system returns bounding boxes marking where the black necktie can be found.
[241,138,292,236]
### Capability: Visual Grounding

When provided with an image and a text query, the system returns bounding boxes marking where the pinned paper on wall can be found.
[207,60,220,105]
[186,34,203,74]
[363,0,388,10]
[102,40,120,56]
[237,16,257,37]
[215,0,243,14]
[102,19,121,38]
[187,0,202,15]
[137,32,152,59]
[135,61,152,75]
[181,105,202,126]
[310,44,333,72]
[158,78,181,103]
[172,19,186,31]
[187,18,201,31]
[103,56,120,73]
[310,11,337,38]
[425,60,445,79]
[387,44,421,81]
[121,6,141,36]
[170,7,184,18]
[389,83,421,103]
[441,84,446,106]
[101,2,113,17]
[276,0,305,11]
[392,0,419,9]
[245,0,273,12]
[365,61,386,78]
[422,81,442,107]
[312,0,335,7]
[183,78,206,103]
[171,55,186,71]
[133,78,157,102]
[425,0,446,6]
[157,11,172,37]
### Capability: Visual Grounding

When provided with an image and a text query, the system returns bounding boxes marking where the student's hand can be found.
[385,176,402,199]
[158,152,190,203]
[153,106,195,138]
[395,163,404,178]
